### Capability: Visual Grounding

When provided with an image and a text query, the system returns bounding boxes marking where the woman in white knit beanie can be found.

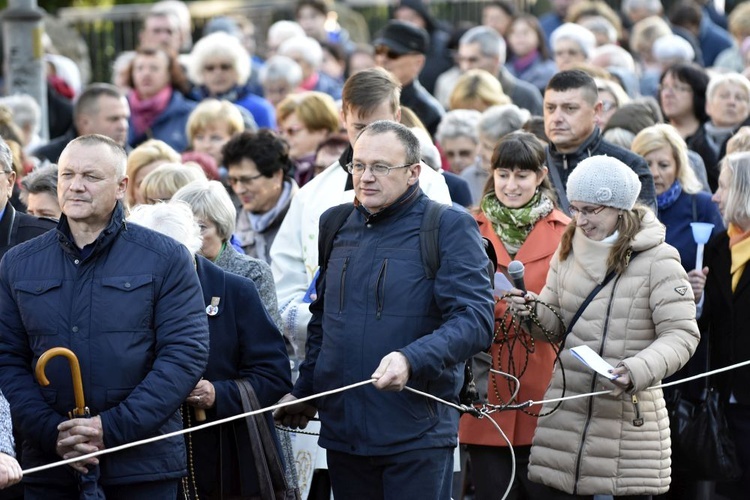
[505,155,701,497]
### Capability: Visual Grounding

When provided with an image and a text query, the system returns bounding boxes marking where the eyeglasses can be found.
[569,205,608,218]
[658,84,692,94]
[228,173,264,186]
[554,49,582,57]
[204,63,233,72]
[346,162,414,177]
[375,46,405,60]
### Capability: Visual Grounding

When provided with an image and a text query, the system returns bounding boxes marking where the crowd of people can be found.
[0,0,750,498]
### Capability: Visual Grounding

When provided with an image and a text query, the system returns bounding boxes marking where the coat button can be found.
[74,259,80,265]
[35,286,41,292]
[72,326,79,333]
[124,282,131,289]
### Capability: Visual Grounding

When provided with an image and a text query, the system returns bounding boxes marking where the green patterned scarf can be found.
[481,190,554,256]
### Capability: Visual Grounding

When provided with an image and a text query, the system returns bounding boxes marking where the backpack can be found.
[317,200,495,409]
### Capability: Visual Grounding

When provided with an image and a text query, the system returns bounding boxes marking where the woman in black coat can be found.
[698,151,750,500]
[127,202,292,499]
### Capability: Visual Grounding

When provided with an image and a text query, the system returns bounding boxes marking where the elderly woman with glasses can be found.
[187,31,276,129]
[507,155,700,498]
[223,129,296,263]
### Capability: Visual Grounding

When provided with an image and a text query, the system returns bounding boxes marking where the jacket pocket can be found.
[14,279,63,335]
[95,275,154,332]
[375,259,388,320]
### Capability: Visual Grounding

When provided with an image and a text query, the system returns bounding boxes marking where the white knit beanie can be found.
[566,155,640,210]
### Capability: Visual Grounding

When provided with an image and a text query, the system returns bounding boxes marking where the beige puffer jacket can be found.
[526,210,700,496]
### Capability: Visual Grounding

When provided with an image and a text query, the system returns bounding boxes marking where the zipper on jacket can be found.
[563,155,568,171]
[424,380,436,418]
[631,394,644,426]
[375,259,388,320]
[572,276,620,494]
[338,257,349,314]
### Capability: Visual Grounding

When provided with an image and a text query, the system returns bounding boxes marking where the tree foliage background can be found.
[0,0,152,14]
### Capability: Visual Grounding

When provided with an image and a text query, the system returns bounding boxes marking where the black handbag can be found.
[667,333,742,481]
[235,379,301,500]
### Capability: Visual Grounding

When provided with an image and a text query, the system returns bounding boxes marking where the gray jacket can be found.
[0,392,13,456]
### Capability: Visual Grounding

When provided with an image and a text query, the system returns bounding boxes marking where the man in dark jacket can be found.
[33,83,130,164]
[0,137,55,262]
[275,121,494,498]
[373,20,444,137]
[0,135,209,498]
[543,70,657,214]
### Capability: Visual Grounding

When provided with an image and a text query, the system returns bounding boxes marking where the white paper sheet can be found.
[570,345,619,380]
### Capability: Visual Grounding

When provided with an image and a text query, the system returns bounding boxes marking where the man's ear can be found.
[407,162,421,185]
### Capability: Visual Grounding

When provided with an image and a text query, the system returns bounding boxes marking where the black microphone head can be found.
[507,260,525,279]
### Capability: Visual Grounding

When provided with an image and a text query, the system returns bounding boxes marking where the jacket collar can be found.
[548,127,602,162]
[56,201,127,260]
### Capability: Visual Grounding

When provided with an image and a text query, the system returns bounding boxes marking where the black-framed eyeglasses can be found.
[228,173,265,187]
[569,205,608,218]
[346,162,413,177]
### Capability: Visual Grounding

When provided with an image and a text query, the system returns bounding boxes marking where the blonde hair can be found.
[727,126,750,155]
[275,91,340,133]
[449,69,511,112]
[722,152,750,227]
[139,162,206,203]
[186,99,244,145]
[631,124,703,194]
[126,139,181,206]
[559,205,652,275]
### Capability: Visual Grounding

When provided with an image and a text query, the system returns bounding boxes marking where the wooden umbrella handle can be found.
[35,347,88,417]
[194,408,206,422]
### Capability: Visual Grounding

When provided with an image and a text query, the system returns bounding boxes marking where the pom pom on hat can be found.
[566,155,640,210]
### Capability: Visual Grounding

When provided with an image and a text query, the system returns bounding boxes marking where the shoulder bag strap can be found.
[565,251,641,336]
[235,379,290,499]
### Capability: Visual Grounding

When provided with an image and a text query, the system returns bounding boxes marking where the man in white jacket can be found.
[270,67,451,369]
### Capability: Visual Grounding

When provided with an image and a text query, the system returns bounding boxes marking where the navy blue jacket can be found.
[128,90,196,153]
[0,204,55,262]
[188,256,291,497]
[658,189,723,272]
[0,202,209,486]
[294,186,494,456]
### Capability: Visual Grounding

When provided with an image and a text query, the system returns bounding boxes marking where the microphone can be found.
[507,260,526,293]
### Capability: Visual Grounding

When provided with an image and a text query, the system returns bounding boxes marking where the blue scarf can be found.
[657,180,682,210]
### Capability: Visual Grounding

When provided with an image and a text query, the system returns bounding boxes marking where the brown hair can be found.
[126,47,190,96]
[341,67,401,118]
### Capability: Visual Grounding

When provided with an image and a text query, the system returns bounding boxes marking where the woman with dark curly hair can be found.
[222,129,297,263]
[658,63,709,141]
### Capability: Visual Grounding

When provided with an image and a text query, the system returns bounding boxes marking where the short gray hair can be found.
[707,73,750,103]
[550,23,597,58]
[478,104,531,143]
[127,200,203,255]
[21,163,58,197]
[258,55,303,87]
[0,94,41,134]
[460,26,507,65]
[278,36,323,68]
[357,120,421,165]
[435,109,482,144]
[0,136,11,173]
[61,134,127,178]
[172,179,237,241]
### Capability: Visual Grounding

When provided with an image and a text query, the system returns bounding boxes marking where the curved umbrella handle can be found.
[35,347,88,418]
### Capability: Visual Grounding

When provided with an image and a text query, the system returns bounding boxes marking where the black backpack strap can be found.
[420,200,449,279]
[318,203,356,272]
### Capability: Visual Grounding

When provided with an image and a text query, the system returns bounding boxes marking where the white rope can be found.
[21,379,374,475]
[20,357,750,477]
